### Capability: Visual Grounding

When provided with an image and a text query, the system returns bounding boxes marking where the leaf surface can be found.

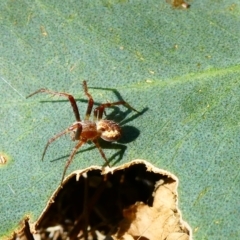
[0,0,240,238]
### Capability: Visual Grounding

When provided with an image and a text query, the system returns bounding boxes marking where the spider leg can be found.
[26,88,81,122]
[42,123,82,161]
[82,80,94,120]
[93,140,110,167]
[61,140,86,184]
[94,101,139,120]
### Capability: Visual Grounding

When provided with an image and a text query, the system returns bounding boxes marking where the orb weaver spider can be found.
[27,81,138,184]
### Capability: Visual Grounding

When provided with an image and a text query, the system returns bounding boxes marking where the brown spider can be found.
[27,81,138,184]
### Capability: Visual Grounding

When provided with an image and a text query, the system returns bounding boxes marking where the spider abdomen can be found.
[97,120,122,142]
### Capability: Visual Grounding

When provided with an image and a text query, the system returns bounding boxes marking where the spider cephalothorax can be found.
[27,81,137,183]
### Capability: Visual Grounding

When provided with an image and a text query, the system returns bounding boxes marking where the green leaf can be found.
[1,0,240,238]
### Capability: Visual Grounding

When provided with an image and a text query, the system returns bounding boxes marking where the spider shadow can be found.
[41,85,148,165]
[50,141,126,166]
[50,107,147,166]
[103,106,147,165]
[49,106,147,166]
[39,84,146,128]
[90,84,148,129]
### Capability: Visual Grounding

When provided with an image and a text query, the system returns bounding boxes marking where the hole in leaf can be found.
[33,160,192,239]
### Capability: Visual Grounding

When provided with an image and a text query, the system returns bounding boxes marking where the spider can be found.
[27,81,138,184]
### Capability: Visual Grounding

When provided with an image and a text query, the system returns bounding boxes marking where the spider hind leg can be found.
[93,139,110,167]
[94,101,139,120]
[61,140,86,184]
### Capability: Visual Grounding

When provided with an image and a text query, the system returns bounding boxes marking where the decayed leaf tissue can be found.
[114,174,190,240]
[17,160,191,240]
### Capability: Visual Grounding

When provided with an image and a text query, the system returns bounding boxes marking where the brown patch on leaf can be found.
[40,26,48,36]
[28,159,192,239]
[0,152,10,166]
[167,0,191,9]
[0,155,7,164]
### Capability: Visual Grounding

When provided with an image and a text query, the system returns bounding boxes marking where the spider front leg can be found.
[94,101,139,120]
[27,88,83,140]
